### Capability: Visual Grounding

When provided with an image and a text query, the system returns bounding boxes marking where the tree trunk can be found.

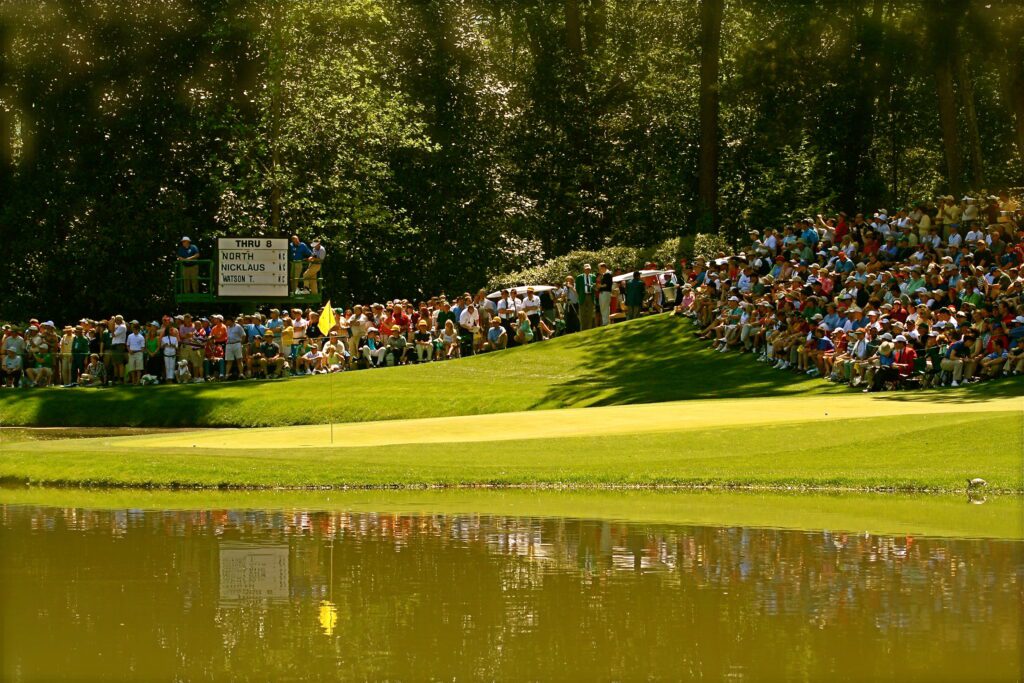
[934,52,963,196]
[839,0,885,212]
[697,0,723,234]
[269,5,284,233]
[957,53,985,189]
[1003,25,1024,163]
[565,0,583,56]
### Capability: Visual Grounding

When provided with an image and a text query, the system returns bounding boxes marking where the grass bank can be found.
[1,486,1018,540]
[0,316,838,428]
[2,399,1020,492]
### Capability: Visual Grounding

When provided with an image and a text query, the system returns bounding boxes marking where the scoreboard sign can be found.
[217,238,288,297]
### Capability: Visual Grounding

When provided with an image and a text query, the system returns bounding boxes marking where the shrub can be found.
[487,235,732,289]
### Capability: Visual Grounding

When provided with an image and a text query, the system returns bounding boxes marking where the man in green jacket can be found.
[575,264,597,331]
[625,271,646,320]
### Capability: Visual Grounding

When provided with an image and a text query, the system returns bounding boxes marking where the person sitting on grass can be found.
[322,340,348,372]
[440,320,461,360]
[413,320,434,362]
[867,334,916,392]
[255,329,287,379]
[481,316,507,353]
[297,342,322,374]
[2,348,23,388]
[359,328,387,368]
[386,325,409,366]
[514,310,534,345]
[79,353,106,387]
[203,335,224,381]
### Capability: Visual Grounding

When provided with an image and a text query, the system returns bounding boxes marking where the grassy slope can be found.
[1,487,1018,540]
[2,410,1020,492]
[0,316,839,428]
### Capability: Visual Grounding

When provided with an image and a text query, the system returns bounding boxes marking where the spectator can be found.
[625,271,646,320]
[289,235,313,293]
[576,264,597,331]
[303,239,326,294]
[2,348,23,387]
[177,237,200,294]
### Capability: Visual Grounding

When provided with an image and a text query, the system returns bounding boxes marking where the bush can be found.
[487,235,732,289]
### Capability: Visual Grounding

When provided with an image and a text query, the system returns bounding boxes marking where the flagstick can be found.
[329,367,335,446]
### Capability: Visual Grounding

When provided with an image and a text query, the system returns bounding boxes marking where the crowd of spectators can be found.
[674,193,1024,391]
[0,260,675,386]
[2,193,1021,392]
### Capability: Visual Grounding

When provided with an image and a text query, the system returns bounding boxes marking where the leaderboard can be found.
[217,238,289,297]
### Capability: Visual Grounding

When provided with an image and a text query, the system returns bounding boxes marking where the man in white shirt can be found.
[459,303,480,354]
[302,239,326,294]
[126,321,147,385]
[947,225,962,252]
[346,305,368,358]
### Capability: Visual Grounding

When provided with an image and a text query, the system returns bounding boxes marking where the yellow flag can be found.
[318,300,337,336]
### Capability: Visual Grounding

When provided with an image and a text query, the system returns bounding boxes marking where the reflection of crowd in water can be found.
[4,504,1021,680]
[8,505,1019,590]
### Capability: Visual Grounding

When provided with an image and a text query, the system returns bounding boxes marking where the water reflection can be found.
[1,505,1020,681]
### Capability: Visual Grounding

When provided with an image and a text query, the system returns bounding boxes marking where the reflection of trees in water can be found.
[1,505,1021,681]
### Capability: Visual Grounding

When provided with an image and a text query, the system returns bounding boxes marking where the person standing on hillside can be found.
[596,262,613,326]
[224,315,247,380]
[576,264,597,331]
[126,321,146,385]
[625,272,646,320]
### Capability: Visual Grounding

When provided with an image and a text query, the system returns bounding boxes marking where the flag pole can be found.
[329,365,334,446]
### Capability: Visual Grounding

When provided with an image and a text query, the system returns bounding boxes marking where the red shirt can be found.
[891,346,917,376]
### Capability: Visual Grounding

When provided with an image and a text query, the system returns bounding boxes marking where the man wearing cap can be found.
[254,328,287,378]
[177,237,201,293]
[303,239,326,294]
[868,334,916,391]
[359,328,387,368]
[575,264,597,331]
[385,325,409,366]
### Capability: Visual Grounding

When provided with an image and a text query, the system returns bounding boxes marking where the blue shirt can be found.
[289,241,313,261]
[178,244,199,259]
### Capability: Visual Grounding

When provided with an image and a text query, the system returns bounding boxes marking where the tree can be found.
[697,0,723,233]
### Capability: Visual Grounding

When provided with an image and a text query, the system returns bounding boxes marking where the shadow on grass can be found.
[873,378,1024,405]
[534,315,839,408]
[2,381,245,428]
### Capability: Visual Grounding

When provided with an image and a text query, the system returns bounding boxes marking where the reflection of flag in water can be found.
[318,300,337,336]
[319,600,338,635]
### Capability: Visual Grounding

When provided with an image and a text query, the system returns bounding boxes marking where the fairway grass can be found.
[2,394,1020,492]
[0,316,839,428]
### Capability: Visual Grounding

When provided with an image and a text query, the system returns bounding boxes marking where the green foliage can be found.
[1,0,1022,320]
[489,239,681,289]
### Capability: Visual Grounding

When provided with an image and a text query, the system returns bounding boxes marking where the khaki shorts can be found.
[225,342,244,361]
[127,351,145,372]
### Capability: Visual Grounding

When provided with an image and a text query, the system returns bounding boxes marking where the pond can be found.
[0,490,1020,681]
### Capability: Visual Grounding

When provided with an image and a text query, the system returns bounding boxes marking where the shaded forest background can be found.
[1,0,1023,319]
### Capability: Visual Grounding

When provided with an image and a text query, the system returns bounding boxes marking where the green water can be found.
[1,496,1021,681]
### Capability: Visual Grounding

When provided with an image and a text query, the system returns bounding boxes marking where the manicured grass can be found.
[0,316,839,428]
[2,408,1020,493]
[1,486,1018,540]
